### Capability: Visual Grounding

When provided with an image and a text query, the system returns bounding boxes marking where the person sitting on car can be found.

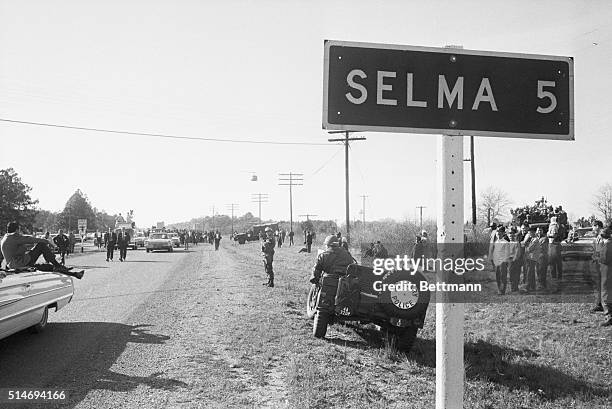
[0,221,83,279]
[309,235,355,284]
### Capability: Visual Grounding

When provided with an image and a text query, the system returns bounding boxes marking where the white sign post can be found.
[436,134,465,409]
[78,219,87,253]
[322,40,574,409]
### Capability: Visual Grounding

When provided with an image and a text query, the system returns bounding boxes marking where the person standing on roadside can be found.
[288,230,294,246]
[591,220,607,313]
[536,227,549,290]
[262,227,275,287]
[305,230,313,253]
[523,225,540,292]
[492,226,511,295]
[598,228,612,326]
[104,228,117,262]
[53,229,70,266]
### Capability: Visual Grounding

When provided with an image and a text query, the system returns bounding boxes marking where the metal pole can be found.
[345,131,350,243]
[470,136,476,225]
[289,176,293,233]
[436,134,464,409]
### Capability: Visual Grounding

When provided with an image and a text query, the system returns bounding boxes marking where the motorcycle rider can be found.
[309,235,355,285]
[262,227,276,287]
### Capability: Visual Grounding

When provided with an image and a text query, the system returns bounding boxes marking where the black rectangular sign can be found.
[323,40,574,140]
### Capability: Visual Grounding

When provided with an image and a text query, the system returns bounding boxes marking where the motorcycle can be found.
[307,263,430,352]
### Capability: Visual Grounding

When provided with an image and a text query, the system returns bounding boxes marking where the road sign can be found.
[77,219,87,236]
[323,40,574,140]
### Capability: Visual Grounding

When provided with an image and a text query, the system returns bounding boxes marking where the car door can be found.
[0,273,35,340]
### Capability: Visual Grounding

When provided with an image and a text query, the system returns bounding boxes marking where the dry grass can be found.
[199,242,611,408]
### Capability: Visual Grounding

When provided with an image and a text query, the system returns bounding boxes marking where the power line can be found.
[0,118,330,146]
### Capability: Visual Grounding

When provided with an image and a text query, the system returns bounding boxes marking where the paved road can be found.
[0,243,219,408]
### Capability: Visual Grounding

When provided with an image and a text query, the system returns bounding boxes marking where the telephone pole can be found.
[226,203,239,235]
[251,193,269,222]
[416,206,426,232]
[279,172,303,234]
[328,131,366,244]
[360,195,368,228]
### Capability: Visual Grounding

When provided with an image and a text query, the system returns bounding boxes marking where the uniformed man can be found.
[309,235,355,284]
[262,227,275,287]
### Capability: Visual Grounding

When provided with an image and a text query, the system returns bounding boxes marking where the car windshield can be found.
[575,229,597,239]
[151,234,167,239]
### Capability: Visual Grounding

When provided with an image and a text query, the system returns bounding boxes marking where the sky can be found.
[1,0,611,229]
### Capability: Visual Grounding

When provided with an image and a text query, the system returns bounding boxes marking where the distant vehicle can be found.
[0,269,74,340]
[234,223,279,244]
[562,227,597,260]
[134,232,146,248]
[169,233,181,248]
[145,233,173,253]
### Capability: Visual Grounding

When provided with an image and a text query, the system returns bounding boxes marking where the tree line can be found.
[0,168,119,234]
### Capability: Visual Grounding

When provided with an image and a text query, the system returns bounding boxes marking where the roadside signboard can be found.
[156,221,165,229]
[77,219,87,236]
[323,40,574,140]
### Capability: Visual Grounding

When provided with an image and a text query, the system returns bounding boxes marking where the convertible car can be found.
[0,269,74,341]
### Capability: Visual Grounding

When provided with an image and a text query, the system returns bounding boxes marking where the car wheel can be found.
[379,270,430,319]
[313,310,329,338]
[306,284,319,319]
[29,306,49,334]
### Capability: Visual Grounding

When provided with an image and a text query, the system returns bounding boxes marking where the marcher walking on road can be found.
[288,230,294,246]
[214,231,222,251]
[117,228,130,261]
[104,228,117,261]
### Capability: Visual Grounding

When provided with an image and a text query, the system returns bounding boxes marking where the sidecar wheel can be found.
[306,284,319,319]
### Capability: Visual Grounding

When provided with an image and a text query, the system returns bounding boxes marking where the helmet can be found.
[324,235,339,247]
[264,227,272,232]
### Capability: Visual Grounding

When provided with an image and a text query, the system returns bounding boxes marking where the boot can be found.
[590,303,604,313]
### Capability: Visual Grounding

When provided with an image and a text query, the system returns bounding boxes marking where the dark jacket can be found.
[117,232,130,247]
[53,234,70,249]
[312,246,355,280]
[104,231,117,245]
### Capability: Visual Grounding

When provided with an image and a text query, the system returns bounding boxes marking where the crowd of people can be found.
[488,219,612,326]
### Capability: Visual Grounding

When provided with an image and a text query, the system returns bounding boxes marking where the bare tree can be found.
[478,186,512,225]
[593,183,612,225]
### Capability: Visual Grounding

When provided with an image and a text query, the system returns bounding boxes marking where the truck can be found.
[233,223,279,244]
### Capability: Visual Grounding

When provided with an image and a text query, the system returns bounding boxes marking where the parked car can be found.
[562,227,597,260]
[145,233,173,253]
[169,233,181,248]
[0,269,74,340]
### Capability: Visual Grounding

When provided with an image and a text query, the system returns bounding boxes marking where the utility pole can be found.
[463,136,477,225]
[226,204,239,235]
[251,193,269,222]
[328,131,366,244]
[278,172,303,235]
[416,206,426,232]
[211,205,216,231]
[360,195,368,228]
